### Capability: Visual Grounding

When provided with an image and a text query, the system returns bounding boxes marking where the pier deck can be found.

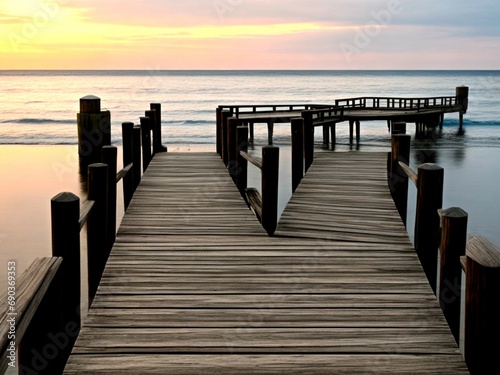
[63,152,468,374]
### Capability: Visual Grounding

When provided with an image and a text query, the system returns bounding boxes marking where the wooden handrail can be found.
[79,200,95,230]
[398,161,418,186]
[240,151,263,169]
[116,162,133,183]
[0,257,62,373]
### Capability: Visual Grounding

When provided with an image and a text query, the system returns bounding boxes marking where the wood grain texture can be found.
[63,152,467,374]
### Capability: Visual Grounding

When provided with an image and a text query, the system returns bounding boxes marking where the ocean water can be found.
[1,70,500,292]
[1,70,500,147]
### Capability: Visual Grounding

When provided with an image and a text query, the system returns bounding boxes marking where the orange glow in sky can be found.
[0,0,499,70]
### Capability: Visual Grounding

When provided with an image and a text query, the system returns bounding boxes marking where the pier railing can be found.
[335,95,459,111]
[224,118,280,236]
[389,134,500,374]
[0,99,161,375]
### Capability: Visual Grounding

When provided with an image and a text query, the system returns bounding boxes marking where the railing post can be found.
[102,146,117,251]
[122,122,134,210]
[464,236,500,374]
[87,163,108,305]
[322,125,329,147]
[216,107,222,156]
[150,103,167,153]
[390,134,411,226]
[227,117,240,182]
[236,125,248,196]
[415,163,444,294]
[140,116,152,172]
[132,125,142,191]
[145,109,157,157]
[77,95,111,173]
[301,111,314,173]
[291,117,304,193]
[50,192,81,368]
[261,146,279,236]
[438,207,468,344]
[221,110,231,167]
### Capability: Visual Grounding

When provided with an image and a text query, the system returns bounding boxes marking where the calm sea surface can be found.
[1,70,500,291]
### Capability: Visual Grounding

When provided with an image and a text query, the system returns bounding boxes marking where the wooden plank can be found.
[63,151,467,374]
[0,257,62,373]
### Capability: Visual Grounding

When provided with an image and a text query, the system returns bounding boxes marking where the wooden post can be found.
[267,121,274,145]
[302,111,314,173]
[291,118,304,193]
[227,117,240,182]
[390,134,411,226]
[150,103,167,153]
[221,110,231,167]
[216,107,222,156]
[438,207,468,344]
[322,125,329,147]
[349,120,354,144]
[415,163,444,294]
[249,123,255,146]
[132,125,142,191]
[236,125,248,196]
[330,124,336,149]
[145,109,157,156]
[87,163,108,305]
[140,117,152,172]
[464,236,500,374]
[50,192,81,341]
[121,122,134,210]
[102,146,117,251]
[77,95,111,172]
[261,146,279,236]
[355,121,361,143]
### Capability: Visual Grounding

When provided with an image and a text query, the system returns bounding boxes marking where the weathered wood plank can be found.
[63,151,467,374]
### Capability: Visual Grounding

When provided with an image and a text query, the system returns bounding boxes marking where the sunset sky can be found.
[0,0,499,70]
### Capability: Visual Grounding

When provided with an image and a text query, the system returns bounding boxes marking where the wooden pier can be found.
[61,151,467,374]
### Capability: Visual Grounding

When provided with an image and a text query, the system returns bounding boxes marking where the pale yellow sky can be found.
[0,0,499,69]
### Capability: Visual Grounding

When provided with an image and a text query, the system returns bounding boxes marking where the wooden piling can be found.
[355,121,361,143]
[261,146,279,236]
[349,120,354,144]
[322,125,329,147]
[150,103,167,153]
[301,111,314,173]
[236,125,248,196]
[390,134,411,226]
[50,192,81,337]
[87,163,108,305]
[216,107,222,156]
[438,207,468,344]
[249,123,255,146]
[102,146,117,251]
[291,118,304,193]
[415,163,444,294]
[464,236,500,374]
[227,117,240,182]
[140,117,152,172]
[77,95,111,171]
[267,121,274,145]
[122,122,134,210]
[132,125,142,191]
[330,124,336,149]
[221,110,231,167]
